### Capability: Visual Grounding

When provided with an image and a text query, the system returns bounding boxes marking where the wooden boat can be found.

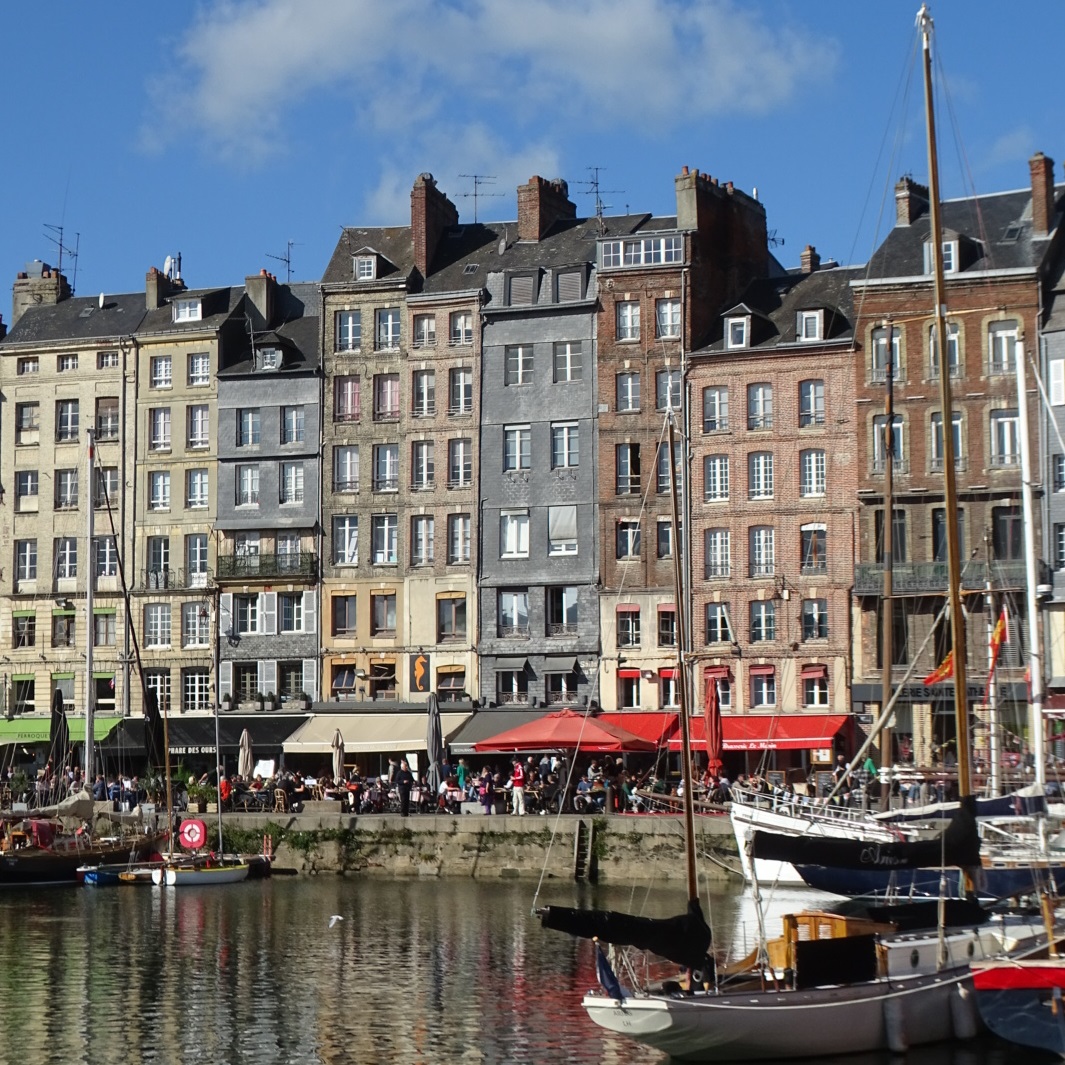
[152,858,249,886]
[973,959,1065,1057]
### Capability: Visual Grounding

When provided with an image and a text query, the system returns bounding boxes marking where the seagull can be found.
[328,915,344,928]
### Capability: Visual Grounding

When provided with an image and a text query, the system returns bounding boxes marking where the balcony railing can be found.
[855,559,1048,595]
[215,553,318,579]
[497,625,530,640]
[139,567,213,590]
[546,622,579,637]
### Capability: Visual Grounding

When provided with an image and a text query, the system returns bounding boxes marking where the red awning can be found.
[659,668,677,679]
[749,665,774,675]
[597,712,678,745]
[618,669,642,679]
[668,713,848,752]
[801,664,828,679]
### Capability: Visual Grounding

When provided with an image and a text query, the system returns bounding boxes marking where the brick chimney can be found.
[800,244,821,274]
[146,265,187,310]
[12,261,72,326]
[245,269,277,327]
[516,176,576,242]
[411,173,459,278]
[1030,151,1055,236]
[895,177,929,226]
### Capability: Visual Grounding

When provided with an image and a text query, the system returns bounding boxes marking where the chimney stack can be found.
[516,176,576,242]
[245,268,277,327]
[895,177,929,226]
[145,265,186,310]
[1029,151,1055,236]
[800,245,821,274]
[12,261,71,326]
[411,173,459,279]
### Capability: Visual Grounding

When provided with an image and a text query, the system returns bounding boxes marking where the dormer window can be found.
[173,299,202,323]
[923,239,958,274]
[796,310,822,342]
[726,317,749,349]
[354,255,377,281]
[255,347,281,371]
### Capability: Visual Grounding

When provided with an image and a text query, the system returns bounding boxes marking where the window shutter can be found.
[557,271,581,302]
[302,590,317,634]
[261,592,277,635]
[549,504,577,541]
[1051,359,1065,406]
[219,594,233,639]
[510,275,534,305]
[302,659,318,700]
[218,660,232,697]
[261,660,277,694]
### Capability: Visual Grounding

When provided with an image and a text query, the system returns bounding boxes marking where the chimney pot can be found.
[800,244,821,274]
[1029,151,1055,236]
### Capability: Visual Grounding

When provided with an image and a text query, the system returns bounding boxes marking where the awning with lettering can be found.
[98,714,309,758]
[667,713,848,752]
[283,712,471,755]
[0,716,121,746]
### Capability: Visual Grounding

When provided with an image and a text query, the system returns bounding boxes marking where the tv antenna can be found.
[767,229,785,248]
[44,224,80,294]
[573,167,623,234]
[266,240,299,283]
[457,175,502,223]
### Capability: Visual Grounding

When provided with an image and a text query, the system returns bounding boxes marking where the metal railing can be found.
[854,559,1045,595]
[215,554,317,579]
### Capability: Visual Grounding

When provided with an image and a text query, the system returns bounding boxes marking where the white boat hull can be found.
[152,863,249,886]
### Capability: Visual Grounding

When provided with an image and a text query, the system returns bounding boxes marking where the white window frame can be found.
[503,425,531,471]
[150,355,172,388]
[747,383,772,430]
[186,469,208,509]
[188,352,210,386]
[336,310,361,351]
[552,342,582,382]
[988,320,1018,375]
[748,452,774,500]
[144,603,171,648]
[704,529,730,578]
[616,300,640,341]
[449,311,473,345]
[413,314,436,349]
[500,510,530,558]
[280,461,304,504]
[237,464,260,506]
[148,408,170,450]
[704,455,729,501]
[371,513,399,565]
[548,505,578,556]
[616,372,640,412]
[411,515,435,566]
[333,446,359,492]
[149,471,170,511]
[504,346,533,385]
[333,515,359,565]
[447,514,471,564]
[411,441,435,490]
[796,310,822,341]
[655,298,681,339]
[187,405,210,449]
[749,526,775,578]
[375,308,401,350]
[990,409,1020,467]
[799,449,826,497]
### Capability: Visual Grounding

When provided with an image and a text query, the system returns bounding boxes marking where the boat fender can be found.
[949,983,979,1041]
[884,996,907,1054]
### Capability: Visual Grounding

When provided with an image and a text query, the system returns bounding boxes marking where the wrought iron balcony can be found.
[138,567,212,590]
[215,553,318,579]
[854,559,1047,596]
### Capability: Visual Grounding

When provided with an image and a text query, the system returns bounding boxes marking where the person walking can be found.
[510,758,526,816]
[395,759,415,817]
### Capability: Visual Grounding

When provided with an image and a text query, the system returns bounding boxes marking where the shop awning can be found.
[98,714,309,758]
[283,712,471,755]
[667,713,848,752]
[448,710,550,754]
[597,712,678,746]
[0,715,121,746]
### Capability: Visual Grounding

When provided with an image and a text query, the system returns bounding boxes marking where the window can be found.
[750,601,776,642]
[94,537,118,578]
[96,398,119,440]
[150,355,172,388]
[703,455,729,501]
[449,367,473,414]
[804,672,830,707]
[101,352,121,370]
[448,438,472,487]
[13,615,36,648]
[802,599,829,640]
[747,383,772,429]
[504,345,533,385]
[437,595,466,641]
[871,326,899,381]
[373,374,400,420]
[173,298,201,322]
[601,236,683,267]
[332,595,357,637]
[799,380,824,427]
[183,669,211,713]
[616,372,640,411]
[236,408,261,448]
[656,441,681,493]
[704,529,730,578]
[354,255,376,280]
[658,607,677,647]
[413,314,436,348]
[796,310,821,341]
[375,308,401,350]
[15,470,39,510]
[546,671,579,705]
[656,369,682,411]
[411,441,435,490]
[15,402,39,445]
[52,613,76,648]
[618,672,641,709]
[149,471,170,511]
[751,668,776,707]
[16,540,37,582]
[232,533,260,577]
[748,452,774,500]
[256,347,279,372]
[236,465,259,506]
[411,515,435,565]
[412,371,435,417]
[616,443,641,494]
[749,526,775,577]
[551,422,579,469]
[548,505,578,556]
[146,537,170,586]
[55,537,78,578]
[1057,525,1065,570]
[705,603,732,644]
[801,524,827,575]
[872,414,904,472]
[992,505,1022,561]
[334,446,359,492]
[656,299,681,339]
[546,586,579,635]
[186,534,208,587]
[990,409,1019,466]
[277,532,301,574]
[280,462,304,504]
[799,449,826,496]
[55,468,78,509]
[58,354,78,373]
[498,590,529,637]
[17,356,39,375]
[448,514,471,564]
[57,400,80,442]
[702,387,728,432]
[148,407,170,450]
[924,239,958,274]
[188,352,210,385]
[988,320,1018,375]
[1055,454,1065,492]
[186,469,208,509]
[617,607,641,647]
[373,444,399,491]
[657,518,676,560]
[875,509,908,563]
[930,412,964,471]
[616,300,640,340]
[503,425,531,471]
[449,311,473,345]
[616,520,641,559]
[553,342,582,382]
[234,595,260,635]
[500,510,530,558]
[282,406,305,444]
[930,322,960,379]
[334,376,360,422]
[187,405,209,449]
[144,604,171,648]
[336,310,361,351]
[371,514,398,564]
[182,603,210,647]
[726,317,748,349]
[498,667,529,704]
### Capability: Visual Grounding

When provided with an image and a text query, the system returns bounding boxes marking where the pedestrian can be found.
[395,759,414,817]
[510,759,526,816]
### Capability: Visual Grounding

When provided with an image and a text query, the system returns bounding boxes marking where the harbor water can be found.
[0,877,1046,1065]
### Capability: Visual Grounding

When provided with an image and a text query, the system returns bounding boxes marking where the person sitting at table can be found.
[250,773,265,791]
[290,772,308,811]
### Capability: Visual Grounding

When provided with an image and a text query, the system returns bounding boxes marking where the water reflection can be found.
[0,879,1048,1065]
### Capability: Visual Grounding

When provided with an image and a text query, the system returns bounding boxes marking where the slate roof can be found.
[0,292,146,347]
[322,227,414,286]
[218,282,321,376]
[137,286,245,336]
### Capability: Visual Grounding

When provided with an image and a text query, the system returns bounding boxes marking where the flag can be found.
[986,609,1008,700]
[594,941,625,1001]
[923,651,954,686]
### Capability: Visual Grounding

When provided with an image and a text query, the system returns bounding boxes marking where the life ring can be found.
[178,819,207,850]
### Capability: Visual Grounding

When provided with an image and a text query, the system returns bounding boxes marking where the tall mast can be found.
[84,429,96,787]
[879,320,896,811]
[919,4,971,799]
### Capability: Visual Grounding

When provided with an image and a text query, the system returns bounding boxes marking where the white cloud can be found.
[981,127,1036,172]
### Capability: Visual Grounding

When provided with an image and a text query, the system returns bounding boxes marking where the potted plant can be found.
[265,691,277,712]
[186,780,213,813]
[220,692,233,712]
[297,691,311,711]
[253,691,266,712]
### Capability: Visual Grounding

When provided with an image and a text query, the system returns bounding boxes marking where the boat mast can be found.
[879,319,896,811]
[84,429,96,788]
[920,3,972,799]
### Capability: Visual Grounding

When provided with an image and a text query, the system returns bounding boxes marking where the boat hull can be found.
[152,863,249,886]
[974,962,1065,1056]
[1,834,166,886]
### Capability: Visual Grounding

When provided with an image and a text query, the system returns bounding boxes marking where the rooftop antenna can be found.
[767,229,785,248]
[573,167,623,235]
[457,175,502,223]
[266,240,299,283]
[44,224,80,295]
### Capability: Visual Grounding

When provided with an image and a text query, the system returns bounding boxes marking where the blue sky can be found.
[2,1,1059,303]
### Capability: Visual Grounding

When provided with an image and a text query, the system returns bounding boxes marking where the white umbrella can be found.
[331,728,345,783]
[238,728,254,780]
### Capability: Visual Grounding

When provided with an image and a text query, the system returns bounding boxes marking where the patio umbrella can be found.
[143,688,165,770]
[426,693,444,795]
[331,728,345,783]
[473,708,656,753]
[49,688,70,771]
[238,728,254,780]
[703,675,723,773]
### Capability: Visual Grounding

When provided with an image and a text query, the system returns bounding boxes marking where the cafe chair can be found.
[274,789,288,813]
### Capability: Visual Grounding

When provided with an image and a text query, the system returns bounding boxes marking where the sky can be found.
[1,0,1060,304]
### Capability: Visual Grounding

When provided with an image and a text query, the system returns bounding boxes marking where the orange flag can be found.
[986,609,1008,699]
[923,651,954,686]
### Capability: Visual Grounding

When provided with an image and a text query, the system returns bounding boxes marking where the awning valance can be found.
[494,657,528,672]
[544,657,580,673]
[749,665,775,676]
[0,716,121,746]
[597,712,678,745]
[98,714,309,758]
[618,669,642,679]
[801,664,828,679]
[283,712,471,755]
[668,713,847,752]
